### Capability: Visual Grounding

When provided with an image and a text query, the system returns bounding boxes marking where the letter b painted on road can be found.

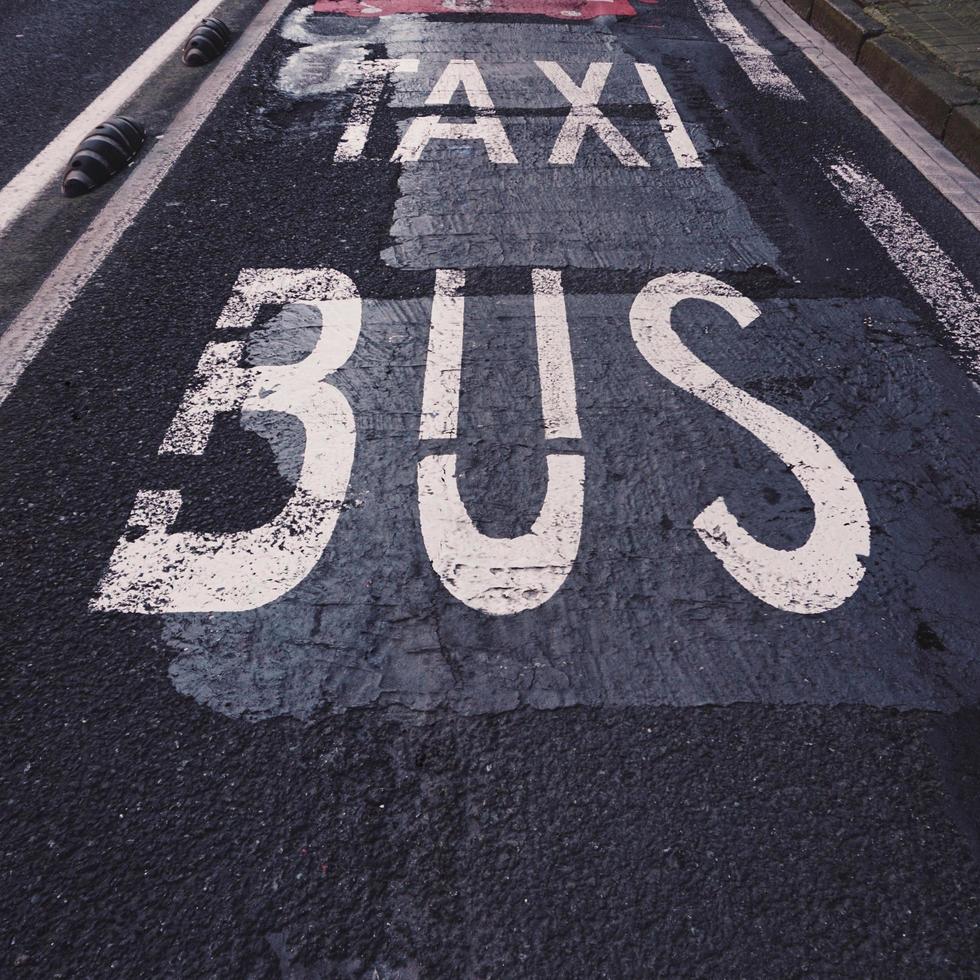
[92,268,361,614]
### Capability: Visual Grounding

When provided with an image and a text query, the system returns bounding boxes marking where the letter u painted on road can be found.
[417,269,586,615]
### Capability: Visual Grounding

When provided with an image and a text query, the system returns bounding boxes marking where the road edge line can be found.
[0,0,293,407]
[0,0,230,239]
[747,0,980,232]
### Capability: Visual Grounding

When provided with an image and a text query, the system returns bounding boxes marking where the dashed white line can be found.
[825,156,980,373]
[692,0,804,100]
[749,0,980,231]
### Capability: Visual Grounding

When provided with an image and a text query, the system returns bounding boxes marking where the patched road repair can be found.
[1,0,979,975]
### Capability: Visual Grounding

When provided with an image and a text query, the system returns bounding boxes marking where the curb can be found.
[778,0,980,176]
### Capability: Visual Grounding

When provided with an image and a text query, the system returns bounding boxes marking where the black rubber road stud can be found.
[181,17,232,66]
[61,116,145,198]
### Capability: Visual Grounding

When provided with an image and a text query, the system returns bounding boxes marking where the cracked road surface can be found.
[1,0,979,976]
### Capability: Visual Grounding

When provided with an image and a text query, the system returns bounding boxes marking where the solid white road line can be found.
[691,0,804,101]
[0,0,293,407]
[825,156,980,374]
[0,0,229,240]
[749,0,980,231]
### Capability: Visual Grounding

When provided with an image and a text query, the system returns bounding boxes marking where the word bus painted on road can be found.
[334,59,702,169]
[92,268,870,619]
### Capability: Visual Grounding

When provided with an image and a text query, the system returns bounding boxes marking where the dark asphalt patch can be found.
[2,697,979,977]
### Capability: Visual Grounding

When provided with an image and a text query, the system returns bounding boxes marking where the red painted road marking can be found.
[314,0,637,19]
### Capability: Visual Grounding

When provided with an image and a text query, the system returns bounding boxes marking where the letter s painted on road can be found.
[630,272,870,614]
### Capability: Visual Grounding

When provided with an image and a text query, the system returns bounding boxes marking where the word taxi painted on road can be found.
[333,58,702,169]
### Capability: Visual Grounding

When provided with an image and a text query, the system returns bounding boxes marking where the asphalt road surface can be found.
[1,0,979,976]
[0,0,201,189]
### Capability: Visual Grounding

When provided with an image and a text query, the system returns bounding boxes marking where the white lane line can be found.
[0,0,293,407]
[532,269,582,439]
[0,0,229,240]
[691,0,804,100]
[825,156,980,373]
[749,0,980,231]
[419,269,466,440]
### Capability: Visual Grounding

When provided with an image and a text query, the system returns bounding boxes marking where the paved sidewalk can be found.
[864,0,980,86]
[785,0,980,174]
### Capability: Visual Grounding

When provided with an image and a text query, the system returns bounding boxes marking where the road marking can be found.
[92,266,876,619]
[420,269,466,440]
[532,269,582,439]
[418,269,585,614]
[93,268,362,614]
[631,272,870,614]
[334,58,420,162]
[392,60,518,164]
[825,157,980,375]
[536,61,649,167]
[336,54,701,170]
[418,452,586,615]
[0,0,230,240]
[0,0,293,408]
[421,269,582,441]
[635,63,702,169]
[425,58,497,109]
[691,0,804,101]
[749,0,980,231]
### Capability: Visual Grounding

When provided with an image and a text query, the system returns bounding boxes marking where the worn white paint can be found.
[392,59,518,163]
[536,61,648,167]
[92,268,362,613]
[0,0,231,240]
[0,0,295,408]
[334,58,420,162]
[417,269,584,614]
[419,269,466,439]
[825,157,980,373]
[532,269,582,439]
[691,0,803,101]
[423,58,497,109]
[631,272,869,614]
[418,453,585,615]
[749,0,980,232]
[392,115,518,163]
[635,63,702,169]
